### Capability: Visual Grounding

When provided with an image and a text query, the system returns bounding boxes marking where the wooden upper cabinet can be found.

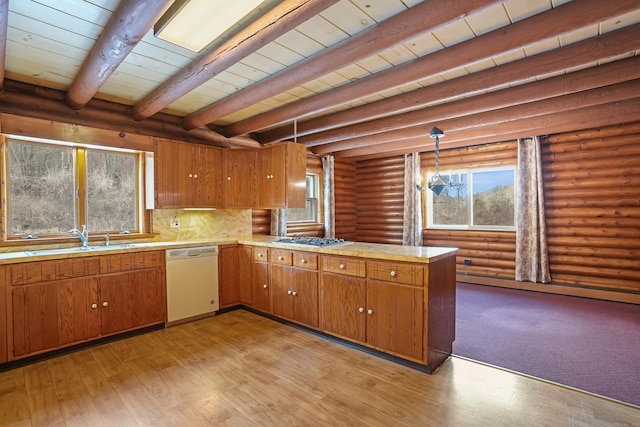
[257,142,306,209]
[224,149,257,208]
[155,138,223,208]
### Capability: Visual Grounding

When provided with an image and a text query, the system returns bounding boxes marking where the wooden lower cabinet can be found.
[320,256,426,363]
[0,266,6,363]
[219,245,252,308]
[252,247,271,313]
[271,250,319,328]
[8,251,165,360]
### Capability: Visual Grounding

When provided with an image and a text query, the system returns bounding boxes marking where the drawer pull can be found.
[358,307,364,313]
[367,309,373,315]
[91,303,98,309]
[300,259,306,264]
[339,264,345,270]
[292,291,297,296]
[278,256,284,261]
[258,253,263,258]
[390,271,396,277]
[287,290,292,295]
[102,301,109,307]
[263,284,268,289]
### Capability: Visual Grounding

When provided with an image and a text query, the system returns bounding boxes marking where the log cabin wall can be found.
[354,156,405,244]
[421,141,518,279]
[334,159,357,241]
[541,122,640,294]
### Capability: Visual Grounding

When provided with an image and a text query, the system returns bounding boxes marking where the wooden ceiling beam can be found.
[130,0,338,122]
[65,0,173,110]
[305,56,640,148]
[335,98,640,160]
[313,79,640,155]
[184,0,501,131]
[1,80,259,149]
[262,25,640,144]
[226,0,640,140]
[0,0,7,92]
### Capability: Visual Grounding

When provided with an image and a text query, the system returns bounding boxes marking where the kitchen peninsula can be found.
[0,237,457,373]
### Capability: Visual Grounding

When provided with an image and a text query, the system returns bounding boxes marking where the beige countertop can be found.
[0,236,457,264]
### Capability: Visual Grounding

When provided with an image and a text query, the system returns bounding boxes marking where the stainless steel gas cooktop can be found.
[276,237,348,246]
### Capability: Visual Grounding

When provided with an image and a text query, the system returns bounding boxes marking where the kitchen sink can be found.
[24,243,146,256]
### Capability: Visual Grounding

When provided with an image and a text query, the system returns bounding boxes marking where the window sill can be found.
[2,233,158,248]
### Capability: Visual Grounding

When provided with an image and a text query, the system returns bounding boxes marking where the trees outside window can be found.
[427,167,515,230]
[6,137,143,238]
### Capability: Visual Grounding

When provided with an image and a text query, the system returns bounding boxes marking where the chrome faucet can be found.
[69,224,89,248]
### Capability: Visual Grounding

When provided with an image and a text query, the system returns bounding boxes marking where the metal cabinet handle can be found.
[227,176,231,181]
[358,307,364,313]
[258,253,263,258]
[300,259,306,264]
[367,309,373,315]
[390,271,396,277]
[278,256,283,261]
[102,301,109,307]
[91,303,98,309]
[292,291,297,296]
[263,284,268,289]
[339,264,345,269]
[287,290,292,295]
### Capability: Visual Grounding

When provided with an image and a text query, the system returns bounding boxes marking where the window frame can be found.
[425,165,517,231]
[2,135,151,243]
[286,172,323,225]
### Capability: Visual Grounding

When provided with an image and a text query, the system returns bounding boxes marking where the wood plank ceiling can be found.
[1,0,639,159]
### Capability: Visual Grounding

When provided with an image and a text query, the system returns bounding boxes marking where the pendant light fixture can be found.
[427,126,448,196]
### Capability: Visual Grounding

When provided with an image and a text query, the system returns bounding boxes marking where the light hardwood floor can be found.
[1,310,638,426]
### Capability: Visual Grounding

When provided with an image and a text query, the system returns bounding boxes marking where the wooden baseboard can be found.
[456,274,640,305]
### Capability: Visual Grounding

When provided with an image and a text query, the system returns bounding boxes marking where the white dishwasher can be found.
[166,246,219,325]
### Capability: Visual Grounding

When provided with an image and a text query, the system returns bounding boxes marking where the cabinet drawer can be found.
[254,247,269,262]
[271,249,292,266]
[10,258,100,286]
[293,252,317,270]
[323,256,366,277]
[367,261,423,286]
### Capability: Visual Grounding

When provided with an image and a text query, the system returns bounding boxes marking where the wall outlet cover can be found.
[170,217,180,228]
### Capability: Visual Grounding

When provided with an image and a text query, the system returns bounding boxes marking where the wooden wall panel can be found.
[422,141,518,279]
[542,124,640,292]
[354,156,404,244]
[334,159,357,241]
[252,209,270,235]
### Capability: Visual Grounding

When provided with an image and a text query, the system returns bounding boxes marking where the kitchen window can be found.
[287,173,320,223]
[426,166,516,230]
[3,136,149,239]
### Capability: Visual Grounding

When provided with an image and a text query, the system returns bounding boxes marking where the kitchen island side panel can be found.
[425,255,457,370]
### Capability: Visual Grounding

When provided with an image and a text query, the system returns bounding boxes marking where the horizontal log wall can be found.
[334,159,357,241]
[542,123,640,292]
[422,141,518,279]
[354,156,405,244]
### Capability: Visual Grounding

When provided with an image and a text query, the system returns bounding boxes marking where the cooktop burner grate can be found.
[276,237,347,246]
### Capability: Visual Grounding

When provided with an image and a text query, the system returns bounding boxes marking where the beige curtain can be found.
[270,209,287,237]
[402,153,423,246]
[322,155,336,238]
[516,136,551,283]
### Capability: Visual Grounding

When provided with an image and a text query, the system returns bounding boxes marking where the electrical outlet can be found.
[170,216,180,228]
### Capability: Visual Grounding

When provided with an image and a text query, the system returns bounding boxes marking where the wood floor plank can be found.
[0,310,638,426]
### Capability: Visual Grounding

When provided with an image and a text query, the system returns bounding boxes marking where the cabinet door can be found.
[320,273,366,342]
[271,264,293,320]
[252,261,270,313]
[257,144,286,208]
[11,282,60,357]
[224,149,256,208]
[291,268,318,328]
[194,145,224,208]
[366,280,424,361]
[99,272,135,335]
[0,266,6,363]
[155,139,189,208]
[131,268,165,327]
[58,278,101,346]
[219,246,239,308]
[238,246,253,305]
